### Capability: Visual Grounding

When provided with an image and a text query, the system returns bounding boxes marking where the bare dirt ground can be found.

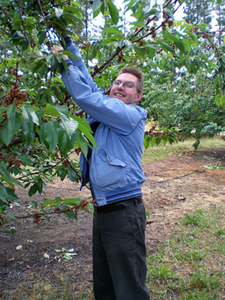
[1,147,225,299]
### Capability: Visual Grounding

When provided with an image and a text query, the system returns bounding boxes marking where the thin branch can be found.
[129,0,174,41]
[148,169,206,184]
[17,148,78,181]
[131,2,184,43]
[18,3,30,46]
[12,200,93,219]
[37,0,45,18]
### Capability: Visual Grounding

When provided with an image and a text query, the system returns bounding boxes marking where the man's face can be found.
[110,73,143,105]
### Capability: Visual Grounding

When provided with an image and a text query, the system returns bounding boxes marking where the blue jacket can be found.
[61,38,147,206]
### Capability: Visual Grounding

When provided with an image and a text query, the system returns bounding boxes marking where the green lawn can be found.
[142,135,225,163]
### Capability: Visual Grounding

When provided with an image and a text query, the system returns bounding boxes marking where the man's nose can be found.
[117,83,124,89]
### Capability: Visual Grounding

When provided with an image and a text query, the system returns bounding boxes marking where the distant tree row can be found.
[183,0,225,44]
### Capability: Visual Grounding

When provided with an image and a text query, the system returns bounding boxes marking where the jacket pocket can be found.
[92,149,127,188]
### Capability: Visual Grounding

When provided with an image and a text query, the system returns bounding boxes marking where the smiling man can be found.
[51,37,149,300]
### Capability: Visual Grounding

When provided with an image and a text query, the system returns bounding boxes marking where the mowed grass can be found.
[146,206,225,299]
[142,135,225,163]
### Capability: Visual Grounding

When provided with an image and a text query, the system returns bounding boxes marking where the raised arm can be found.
[64,37,102,93]
[51,37,103,93]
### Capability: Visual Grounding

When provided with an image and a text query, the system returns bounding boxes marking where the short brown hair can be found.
[118,67,144,92]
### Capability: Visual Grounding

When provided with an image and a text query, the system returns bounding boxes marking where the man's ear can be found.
[135,92,143,105]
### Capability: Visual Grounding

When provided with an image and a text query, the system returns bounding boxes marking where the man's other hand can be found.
[51,46,69,60]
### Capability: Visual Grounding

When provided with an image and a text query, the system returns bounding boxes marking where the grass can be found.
[142,135,225,163]
[146,206,225,299]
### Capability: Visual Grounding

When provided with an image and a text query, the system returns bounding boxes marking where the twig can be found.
[17,148,77,181]
[12,200,93,219]
[148,169,206,184]
[37,0,45,18]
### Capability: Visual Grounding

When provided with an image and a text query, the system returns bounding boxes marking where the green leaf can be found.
[38,31,46,44]
[43,121,58,150]
[29,200,38,209]
[43,104,60,116]
[159,42,175,54]
[124,40,133,49]
[61,59,69,74]
[173,38,186,53]
[68,168,78,182]
[4,211,17,222]
[185,31,199,46]
[6,104,16,118]
[107,0,119,24]
[42,214,50,221]
[92,0,102,16]
[58,168,67,180]
[59,113,78,139]
[22,106,39,125]
[55,8,64,18]
[66,210,77,220]
[45,199,57,205]
[8,112,21,136]
[144,44,157,59]
[0,121,11,145]
[100,35,124,44]
[21,119,35,145]
[61,198,81,205]
[130,21,148,29]
[0,167,23,188]
[55,50,80,61]
[55,105,69,117]
[103,27,122,34]
[215,94,225,106]
[22,105,31,122]
[76,131,88,157]
[134,46,148,57]
[163,31,176,43]
[17,154,32,166]
[28,184,38,197]
[57,127,77,155]
[5,187,19,201]
[31,57,46,73]
[183,37,192,53]
[70,115,96,149]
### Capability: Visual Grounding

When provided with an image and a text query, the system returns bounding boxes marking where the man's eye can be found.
[125,83,134,88]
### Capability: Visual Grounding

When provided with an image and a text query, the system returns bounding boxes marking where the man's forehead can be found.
[116,73,138,83]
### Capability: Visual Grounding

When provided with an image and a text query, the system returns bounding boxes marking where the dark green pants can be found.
[93,200,150,300]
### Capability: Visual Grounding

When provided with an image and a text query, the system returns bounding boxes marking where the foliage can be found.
[0,0,97,224]
[0,0,224,225]
[183,0,213,29]
[143,71,225,148]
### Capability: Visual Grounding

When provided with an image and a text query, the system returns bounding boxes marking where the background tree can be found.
[183,0,213,30]
[142,71,225,148]
[215,1,225,45]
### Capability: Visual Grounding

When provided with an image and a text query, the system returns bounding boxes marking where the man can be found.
[51,36,150,300]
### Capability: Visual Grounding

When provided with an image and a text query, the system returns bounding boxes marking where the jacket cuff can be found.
[60,36,72,48]
[64,36,72,45]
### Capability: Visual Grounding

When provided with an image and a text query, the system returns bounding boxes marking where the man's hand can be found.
[51,46,69,60]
